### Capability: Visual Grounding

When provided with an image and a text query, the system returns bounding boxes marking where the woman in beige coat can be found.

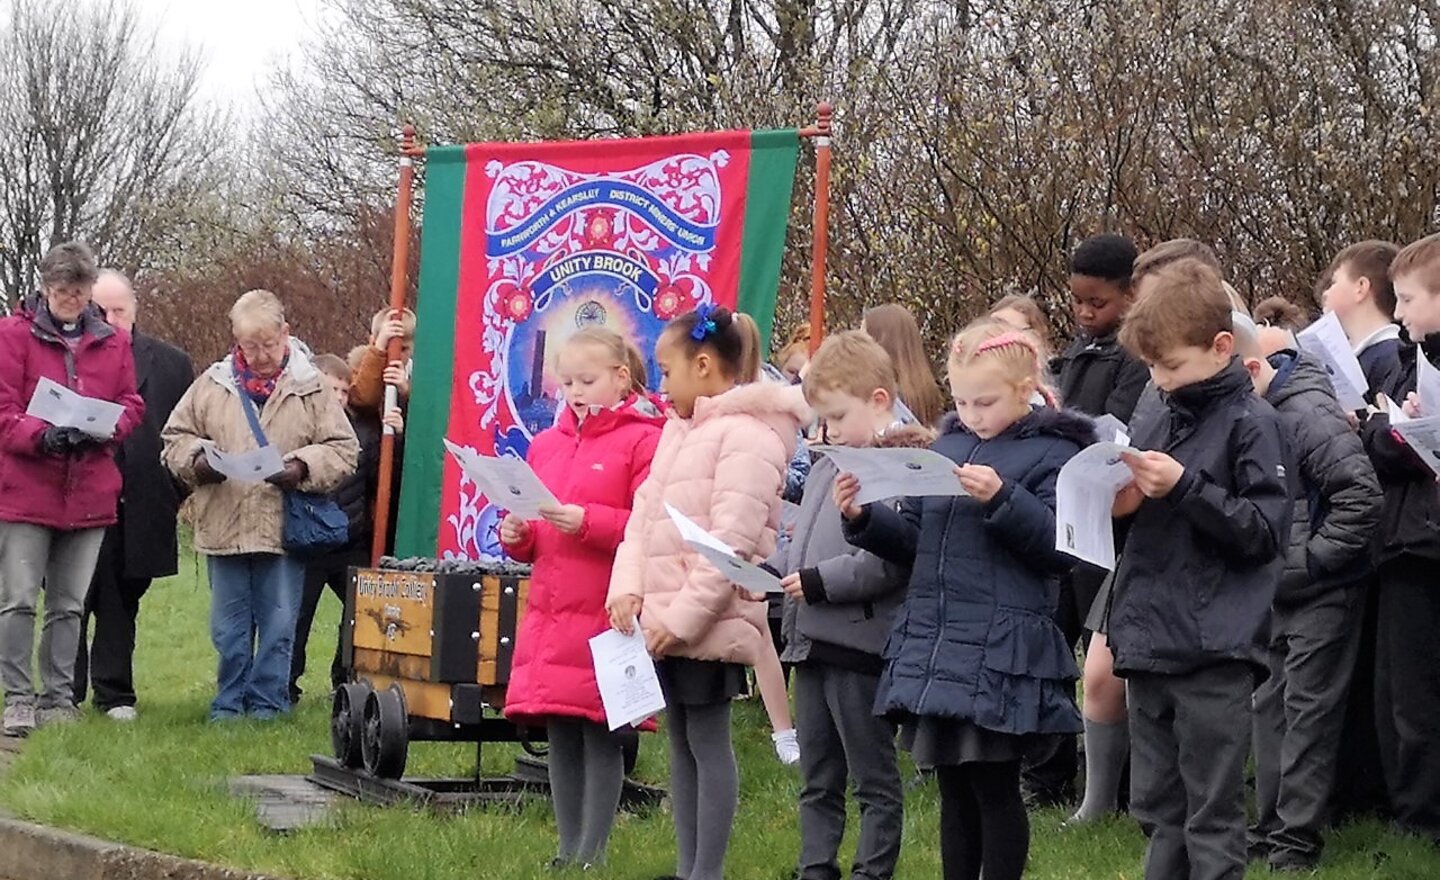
[162,290,357,721]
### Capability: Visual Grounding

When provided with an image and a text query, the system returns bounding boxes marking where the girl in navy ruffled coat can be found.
[837,318,1091,880]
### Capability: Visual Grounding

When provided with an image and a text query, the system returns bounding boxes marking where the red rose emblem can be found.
[504,287,534,322]
[654,283,687,320]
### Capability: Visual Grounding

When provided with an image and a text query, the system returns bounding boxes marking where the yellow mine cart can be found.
[328,565,530,780]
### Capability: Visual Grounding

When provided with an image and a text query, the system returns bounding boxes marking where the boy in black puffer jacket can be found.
[1108,260,1291,880]
[1233,315,1382,871]
[1359,233,1440,844]
[289,354,402,704]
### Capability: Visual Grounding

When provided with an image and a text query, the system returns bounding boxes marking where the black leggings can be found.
[937,760,1028,880]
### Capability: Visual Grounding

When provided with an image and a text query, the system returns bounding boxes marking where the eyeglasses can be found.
[236,338,287,357]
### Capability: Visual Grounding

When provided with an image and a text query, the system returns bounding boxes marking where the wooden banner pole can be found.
[371,123,421,567]
[801,102,834,354]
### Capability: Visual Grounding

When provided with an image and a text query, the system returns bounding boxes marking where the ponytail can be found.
[732,312,762,384]
[666,304,763,382]
[621,338,648,395]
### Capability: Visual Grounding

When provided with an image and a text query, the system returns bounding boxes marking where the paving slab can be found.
[229,774,340,832]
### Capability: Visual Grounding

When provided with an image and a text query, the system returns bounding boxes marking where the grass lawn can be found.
[1,549,1436,879]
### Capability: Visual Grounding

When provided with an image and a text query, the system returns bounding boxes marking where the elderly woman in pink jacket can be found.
[606,304,809,880]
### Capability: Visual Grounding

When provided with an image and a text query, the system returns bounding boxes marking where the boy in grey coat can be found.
[770,332,933,880]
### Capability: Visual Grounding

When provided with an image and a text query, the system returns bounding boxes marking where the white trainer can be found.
[772,728,801,766]
[105,706,138,722]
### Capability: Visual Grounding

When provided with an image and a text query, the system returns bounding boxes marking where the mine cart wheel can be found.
[361,684,409,779]
[331,682,370,768]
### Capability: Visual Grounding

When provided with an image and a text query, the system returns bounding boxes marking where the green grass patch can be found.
[0,550,1435,878]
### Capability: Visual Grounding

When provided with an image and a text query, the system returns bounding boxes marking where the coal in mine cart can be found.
[310,558,659,810]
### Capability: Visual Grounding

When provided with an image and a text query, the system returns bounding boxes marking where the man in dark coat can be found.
[73,271,195,719]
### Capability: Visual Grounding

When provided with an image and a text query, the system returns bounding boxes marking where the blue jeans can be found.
[206,553,304,720]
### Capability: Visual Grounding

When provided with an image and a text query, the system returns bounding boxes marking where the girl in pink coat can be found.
[607,305,810,880]
[500,327,664,869]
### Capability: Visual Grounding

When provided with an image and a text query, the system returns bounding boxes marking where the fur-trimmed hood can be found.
[938,406,1097,448]
[689,380,811,445]
[876,421,938,450]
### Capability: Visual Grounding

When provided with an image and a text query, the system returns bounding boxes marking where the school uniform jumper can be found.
[1249,351,1382,868]
[1358,333,1440,843]
[773,424,933,880]
[1107,359,1291,880]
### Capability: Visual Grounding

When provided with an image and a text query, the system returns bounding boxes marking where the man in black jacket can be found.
[73,271,195,720]
[1108,260,1291,880]
[1234,317,1382,871]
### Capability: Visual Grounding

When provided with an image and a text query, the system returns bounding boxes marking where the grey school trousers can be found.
[0,523,106,708]
[1129,662,1253,880]
[1250,585,1362,864]
[795,662,904,880]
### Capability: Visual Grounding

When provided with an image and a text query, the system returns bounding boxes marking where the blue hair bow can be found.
[690,302,718,341]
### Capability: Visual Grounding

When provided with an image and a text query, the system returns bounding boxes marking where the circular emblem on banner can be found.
[575,300,607,327]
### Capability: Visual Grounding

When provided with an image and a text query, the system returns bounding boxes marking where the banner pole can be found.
[371,123,420,567]
[805,102,833,354]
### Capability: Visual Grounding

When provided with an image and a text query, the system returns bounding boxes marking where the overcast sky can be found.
[133,0,322,113]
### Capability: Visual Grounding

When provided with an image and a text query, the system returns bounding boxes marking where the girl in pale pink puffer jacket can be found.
[606,305,809,880]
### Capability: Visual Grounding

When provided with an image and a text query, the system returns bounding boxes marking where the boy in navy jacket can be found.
[1359,233,1440,844]
[1107,259,1291,880]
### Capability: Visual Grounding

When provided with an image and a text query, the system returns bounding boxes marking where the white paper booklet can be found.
[1392,416,1440,477]
[589,627,666,731]
[442,439,558,519]
[663,503,784,593]
[200,441,286,483]
[25,376,124,438]
[1417,348,1440,413]
[809,444,969,505]
[1054,433,1141,571]
[1296,311,1370,411]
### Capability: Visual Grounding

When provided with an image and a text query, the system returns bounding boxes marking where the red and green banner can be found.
[396,130,800,560]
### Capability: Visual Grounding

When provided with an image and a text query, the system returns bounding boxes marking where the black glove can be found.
[60,427,104,452]
[40,426,72,456]
[265,458,308,490]
[192,451,227,486]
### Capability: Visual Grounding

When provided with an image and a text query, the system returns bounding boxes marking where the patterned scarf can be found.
[232,346,288,404]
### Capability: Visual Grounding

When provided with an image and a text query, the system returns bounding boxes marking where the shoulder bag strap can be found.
[233,369,270,448]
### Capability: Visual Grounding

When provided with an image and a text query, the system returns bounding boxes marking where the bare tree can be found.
[238,0,1440,360]
[0,0,227,307]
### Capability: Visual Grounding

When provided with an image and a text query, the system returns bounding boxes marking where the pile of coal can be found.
[378,556,533,577]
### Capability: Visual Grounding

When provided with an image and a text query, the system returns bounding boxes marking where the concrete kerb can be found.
[0,814,284,880]
[0,734,283,880]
